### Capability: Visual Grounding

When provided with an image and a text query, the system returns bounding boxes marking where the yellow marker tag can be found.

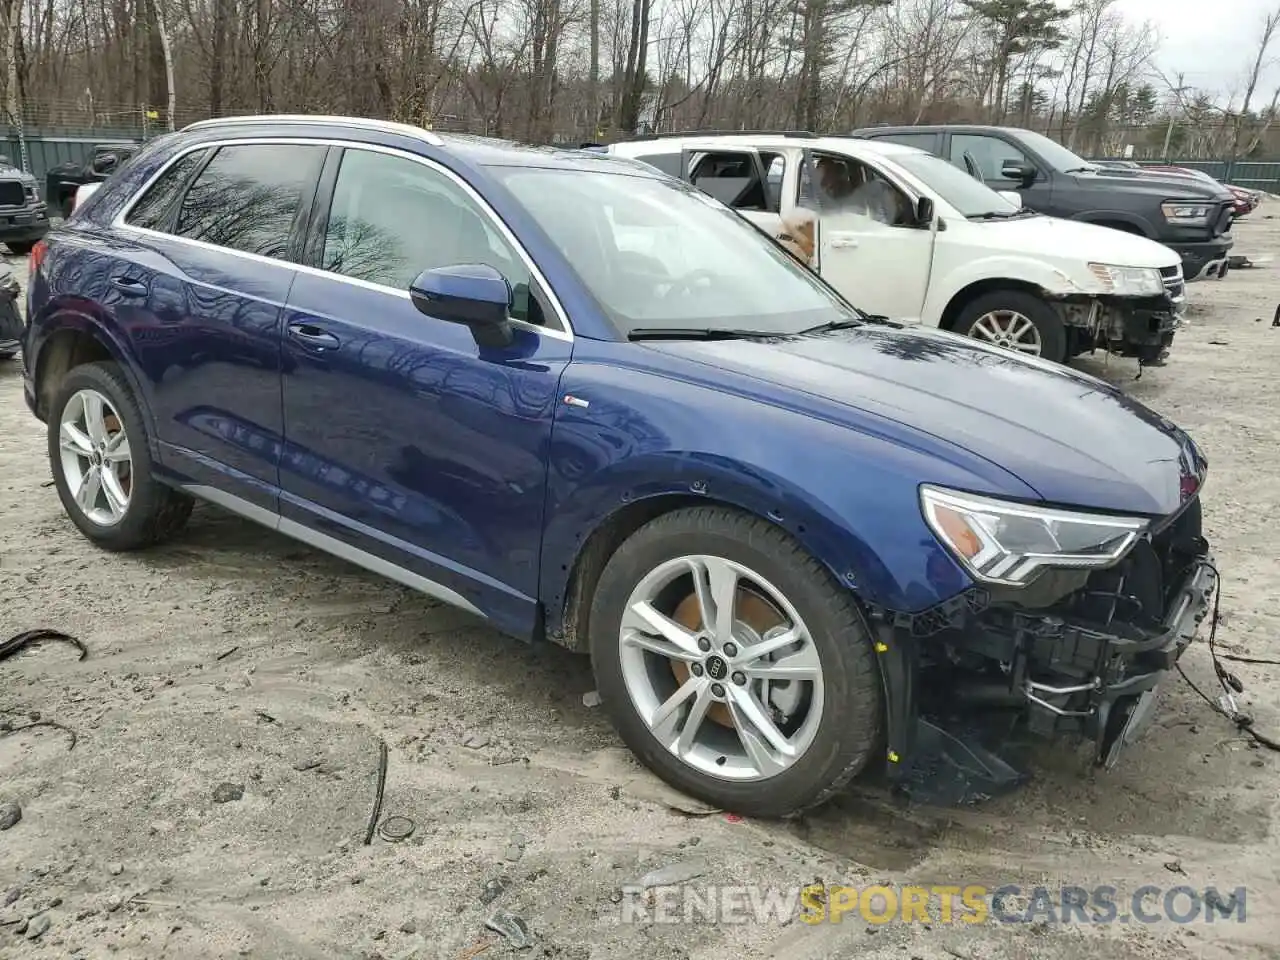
[874,642,889,653]
[887,751,900,762]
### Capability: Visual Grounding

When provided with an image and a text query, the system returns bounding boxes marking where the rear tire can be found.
[6,241,34,256]
[953,289,1068,363]
[588,506,883,818]
[47,361,193,550]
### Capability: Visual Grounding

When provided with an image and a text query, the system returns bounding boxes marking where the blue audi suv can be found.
[22,115,1216,815]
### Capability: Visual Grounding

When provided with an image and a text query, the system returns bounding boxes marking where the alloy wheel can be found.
[969,309,1044,355]
[617,554,826,781]
[57,388,132,526]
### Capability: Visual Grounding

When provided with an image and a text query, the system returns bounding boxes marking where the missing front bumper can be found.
[872,545,1217,802]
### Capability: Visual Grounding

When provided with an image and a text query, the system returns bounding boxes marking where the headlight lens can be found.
[1161,200,1212,225]
[1087,263,1163,296]
[920,485,1148,587]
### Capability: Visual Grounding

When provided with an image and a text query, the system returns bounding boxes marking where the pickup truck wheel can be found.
[588,506,883,818]
[953,290,1067,363]
[6,241,33,256]
[47,361,193,550]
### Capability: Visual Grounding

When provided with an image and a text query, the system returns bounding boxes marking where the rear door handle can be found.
[827,232,859,249]
[287,321,340,351]
[109,276,149,296]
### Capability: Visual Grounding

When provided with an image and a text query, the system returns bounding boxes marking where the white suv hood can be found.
[978,214,1180,270]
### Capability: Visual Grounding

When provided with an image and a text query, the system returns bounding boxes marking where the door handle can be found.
[287,321,341,351]
[109,276,149,296]
[827,232,859,249]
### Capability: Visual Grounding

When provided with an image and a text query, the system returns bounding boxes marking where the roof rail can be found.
[622,129,818,142]
[181,114,446,147]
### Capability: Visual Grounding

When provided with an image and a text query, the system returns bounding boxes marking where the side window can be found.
[797,152,913,227]
[124,149,211,231]
[948,135,1030,184]
[689,151,769,210]
[174,143,326,259]
[634,152,681,177]
[876,132,940,155]
[320,149,538,324]
[762,152,786,209]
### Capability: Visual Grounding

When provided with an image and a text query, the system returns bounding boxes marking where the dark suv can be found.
[851,125,1235,282]
[44,142,140,219]
[0,154,49,255]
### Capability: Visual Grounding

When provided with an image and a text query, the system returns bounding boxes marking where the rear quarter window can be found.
[123,149,211,231]
[173,143,327,259]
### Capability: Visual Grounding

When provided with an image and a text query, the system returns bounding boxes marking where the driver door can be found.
[799,148,935,322]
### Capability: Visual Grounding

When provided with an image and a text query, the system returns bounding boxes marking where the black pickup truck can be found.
[851,124,1235,282]
[0,156,49,255]
[44,141,140,219]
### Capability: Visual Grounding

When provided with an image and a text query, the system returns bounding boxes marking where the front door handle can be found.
[287,321,341,351]
[827,232,859,249]
[109,276,149,296]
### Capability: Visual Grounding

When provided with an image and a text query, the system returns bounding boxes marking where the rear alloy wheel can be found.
[589,507,882,817]
[953,290,1067,363]
[47,361,193,550]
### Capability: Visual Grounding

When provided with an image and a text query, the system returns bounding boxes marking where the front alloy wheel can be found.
[968,309,1043,354]
[619,555,825,780]
[589,506,883,817]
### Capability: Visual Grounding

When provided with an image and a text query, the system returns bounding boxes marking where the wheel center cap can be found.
[90,451,102,467]
[705,655,728,681]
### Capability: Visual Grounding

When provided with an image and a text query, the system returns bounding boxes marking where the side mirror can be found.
[1000,160,1037,185]
[914,195,934,226]
[409,263,514,349]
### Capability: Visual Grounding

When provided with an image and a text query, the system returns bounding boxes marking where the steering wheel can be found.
[665,268,719,300]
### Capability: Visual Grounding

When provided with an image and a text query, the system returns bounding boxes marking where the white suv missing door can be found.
[603,134,1185,366]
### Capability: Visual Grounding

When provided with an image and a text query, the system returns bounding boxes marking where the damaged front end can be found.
[1056,265,1186,365]
[869,485,1215,805]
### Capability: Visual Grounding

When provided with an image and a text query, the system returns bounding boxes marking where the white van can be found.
[601,133,1186,366]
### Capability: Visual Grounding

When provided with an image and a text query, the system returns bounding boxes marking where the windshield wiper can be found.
[797,318,866,334]
[627,327,778,341]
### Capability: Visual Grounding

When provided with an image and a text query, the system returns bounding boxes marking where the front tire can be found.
[6,241,34,256]
[953,290,1067,363]
[589,506,883,817]
[47,361,193,550]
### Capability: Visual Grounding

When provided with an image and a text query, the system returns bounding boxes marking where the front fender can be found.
[539,352,1040,620]
[923,253,1094,325]
[1067,209,1155,236]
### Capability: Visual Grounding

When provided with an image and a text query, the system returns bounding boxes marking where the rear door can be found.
[112,139,327,512]
[679,146,782,233]
[277,145,572,629]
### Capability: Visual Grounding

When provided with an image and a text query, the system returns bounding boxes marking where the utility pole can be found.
[1161,74,1192,163]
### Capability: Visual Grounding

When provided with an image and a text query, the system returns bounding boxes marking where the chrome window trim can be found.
[110,135,574,342]
[182,114,447,148]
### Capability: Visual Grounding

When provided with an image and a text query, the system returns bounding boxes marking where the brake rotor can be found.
[670,586,787,728]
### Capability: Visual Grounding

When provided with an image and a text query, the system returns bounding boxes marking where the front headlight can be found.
[1087,263,1163,296]
[920,485,1148,587]
[1160,200,1212,225]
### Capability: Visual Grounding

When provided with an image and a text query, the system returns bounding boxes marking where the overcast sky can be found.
[1116,0,1280,100]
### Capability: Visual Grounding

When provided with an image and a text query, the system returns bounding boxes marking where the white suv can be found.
[600,133,1186,366]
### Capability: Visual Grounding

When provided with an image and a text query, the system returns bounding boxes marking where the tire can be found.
[953,289,1068,363]
[588,506,883,818]
[47,360,193,550]
[6,241,34,256]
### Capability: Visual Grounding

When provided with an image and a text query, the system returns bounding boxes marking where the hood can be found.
[645,325,1203,518]
[1079,167,1232,201]
[976,215,1180,270]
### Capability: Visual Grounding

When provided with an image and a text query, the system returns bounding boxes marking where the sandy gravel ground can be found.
[2,217,1279,960]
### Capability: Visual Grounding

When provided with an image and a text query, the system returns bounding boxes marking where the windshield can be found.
[1015,130,1094,173]
[492,166,860,335]
[891,152,1022,217]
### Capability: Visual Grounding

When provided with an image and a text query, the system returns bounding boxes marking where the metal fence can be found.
[4,126,149,200]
